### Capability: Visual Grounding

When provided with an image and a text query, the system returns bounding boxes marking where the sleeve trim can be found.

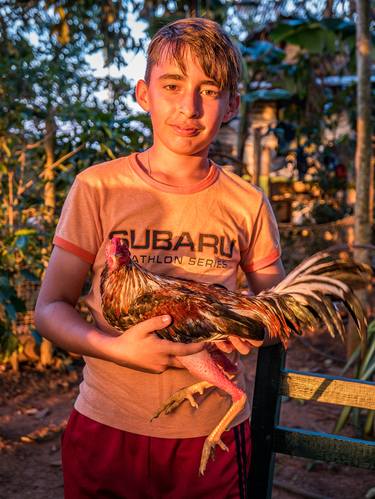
[242,248,281,273]
[53,236,96,265]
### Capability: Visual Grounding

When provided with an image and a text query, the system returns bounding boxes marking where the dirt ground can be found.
[0,333,374,499]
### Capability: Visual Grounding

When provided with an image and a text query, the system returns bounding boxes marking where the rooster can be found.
[100,237,371,475]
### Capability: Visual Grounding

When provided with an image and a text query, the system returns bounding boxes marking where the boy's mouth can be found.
[171,125,201,137]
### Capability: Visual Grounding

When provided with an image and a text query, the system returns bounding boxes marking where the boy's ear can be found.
[222,94,240,123]
[135,79,150,112]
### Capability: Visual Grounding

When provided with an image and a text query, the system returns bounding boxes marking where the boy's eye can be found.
[164,84,178,91]
[201,89,220,98]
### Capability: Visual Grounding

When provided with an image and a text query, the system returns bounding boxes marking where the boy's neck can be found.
[137,147,211,186]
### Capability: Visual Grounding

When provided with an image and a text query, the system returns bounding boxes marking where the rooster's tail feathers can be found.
[238,245,372,344]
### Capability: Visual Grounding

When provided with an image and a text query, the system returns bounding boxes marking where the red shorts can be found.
[62,409,251,499]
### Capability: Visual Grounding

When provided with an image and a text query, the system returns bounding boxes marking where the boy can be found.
[35,18,284,498]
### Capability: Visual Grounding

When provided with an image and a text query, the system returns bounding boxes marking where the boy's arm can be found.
[245,258,285,295]
[245,257,285,346]
[35,246,204,374]
[216,258,286,354]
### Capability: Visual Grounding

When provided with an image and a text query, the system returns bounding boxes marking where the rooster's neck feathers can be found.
[101,260,160,315]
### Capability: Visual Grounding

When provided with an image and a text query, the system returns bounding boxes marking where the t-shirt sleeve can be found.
[240,194,281,273]
[53,176,103,264]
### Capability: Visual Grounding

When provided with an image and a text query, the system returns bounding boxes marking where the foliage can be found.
[0,270,26,362]
[0,0,151,360]
[230,0,360,29]
[335,320,375,437]
[236,12,375,223]
[0,221,54,360]
[138,0,229,35]
[240,16,362,144]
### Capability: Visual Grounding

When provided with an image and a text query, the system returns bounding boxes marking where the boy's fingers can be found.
[246,339,264,348]
[227,336,252,355]
[131,315,172,335]
[216,340,235,353]
[165,341,206,357]
[130,316,204,354]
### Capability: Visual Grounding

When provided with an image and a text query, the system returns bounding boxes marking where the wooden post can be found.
[248,344,285,498]
[253,128,262,186]
[259,146,271,197]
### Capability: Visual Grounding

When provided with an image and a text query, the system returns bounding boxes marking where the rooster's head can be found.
[105,237,132,272]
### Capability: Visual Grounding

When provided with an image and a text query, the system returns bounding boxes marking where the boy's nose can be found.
[179,92,201,118]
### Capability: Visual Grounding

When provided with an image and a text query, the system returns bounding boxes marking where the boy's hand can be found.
[107,315,205,374]
[216,336,264,355]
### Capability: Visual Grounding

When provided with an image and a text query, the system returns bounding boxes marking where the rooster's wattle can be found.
[100,237,371,474]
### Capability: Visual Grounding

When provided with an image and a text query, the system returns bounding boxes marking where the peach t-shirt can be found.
[53,153,281,438]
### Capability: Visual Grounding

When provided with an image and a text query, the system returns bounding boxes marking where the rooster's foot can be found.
[151,381,213,421]
[198,394,247,475]
[199,436,229,475]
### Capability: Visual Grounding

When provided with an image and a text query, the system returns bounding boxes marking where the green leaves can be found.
[0,273,26,316]
[240,40,285,64]
[0,1,153,364]
[271,22,330,53]
[15,234,34,250]
[0,270,26,361]
[0,322,19,363]
[20,270,40,283]
[269,18,355,54]
[238,15,361,180]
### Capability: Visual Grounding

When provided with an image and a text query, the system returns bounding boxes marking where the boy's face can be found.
[136,49,239,158]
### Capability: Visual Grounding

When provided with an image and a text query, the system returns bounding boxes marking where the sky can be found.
[27,10,148,109]
[86,12,147,109]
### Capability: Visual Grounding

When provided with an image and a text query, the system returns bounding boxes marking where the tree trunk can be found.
[7,169,14,231]
[349,0,356,16]
[43,115,56,224]
[188,0,200,17]
[348,0,372,357]
[323,0,334,17]
[354,0,372,255]
[40,114,57,367]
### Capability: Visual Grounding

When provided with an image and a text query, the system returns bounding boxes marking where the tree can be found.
[349,0,373,356]
[354,0,373,258]
[0,1,151,365]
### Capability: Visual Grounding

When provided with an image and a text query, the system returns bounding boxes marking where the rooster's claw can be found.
[199,437,229,475]
[151,381,213,421]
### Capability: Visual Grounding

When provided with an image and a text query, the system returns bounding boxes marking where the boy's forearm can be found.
[35,300,204,373]
[35,301,115,362]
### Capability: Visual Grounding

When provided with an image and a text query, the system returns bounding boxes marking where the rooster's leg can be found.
[151,380,214,420]
[177,349,247,475]
[199,393,246,475]
[152,347,239,421]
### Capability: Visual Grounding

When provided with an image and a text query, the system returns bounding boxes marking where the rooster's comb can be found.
[105,237,131,262]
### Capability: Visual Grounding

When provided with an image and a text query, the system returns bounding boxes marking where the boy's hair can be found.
[145,18,242,98]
